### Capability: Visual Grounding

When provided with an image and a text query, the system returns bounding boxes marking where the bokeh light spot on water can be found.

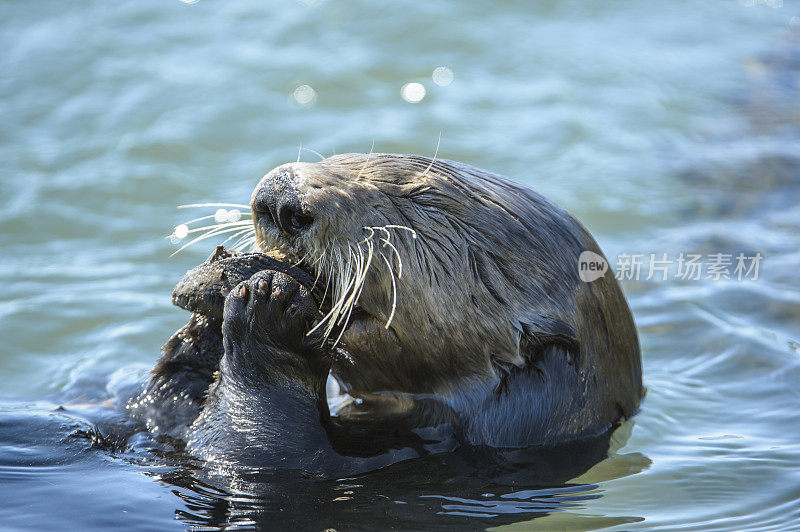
[227,209,242,223]
[214,209,228,223]
[292,85,318,107]
[401,82,426,103]
[432,67,454,86]
[173,224,189,240]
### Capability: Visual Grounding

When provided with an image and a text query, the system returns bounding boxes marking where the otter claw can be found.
[256,278,269,293]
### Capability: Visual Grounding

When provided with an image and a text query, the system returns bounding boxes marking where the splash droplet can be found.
[174,224,189,239]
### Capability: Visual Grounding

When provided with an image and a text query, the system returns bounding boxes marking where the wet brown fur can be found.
[251,153,644,444]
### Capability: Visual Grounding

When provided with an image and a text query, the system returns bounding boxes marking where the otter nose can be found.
[250,170,314,237]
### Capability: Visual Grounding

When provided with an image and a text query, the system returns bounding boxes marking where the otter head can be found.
[248,153,626,396]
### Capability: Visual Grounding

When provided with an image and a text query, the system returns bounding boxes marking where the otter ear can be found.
[516,314,580,364]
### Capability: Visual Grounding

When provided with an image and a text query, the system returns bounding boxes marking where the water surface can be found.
[1,0,799,530]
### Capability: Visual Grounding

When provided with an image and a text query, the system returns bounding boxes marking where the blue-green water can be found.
[2,0,800,530]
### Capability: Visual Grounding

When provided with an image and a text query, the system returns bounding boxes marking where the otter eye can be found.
[291,213,313,232]
[278,203,314,236]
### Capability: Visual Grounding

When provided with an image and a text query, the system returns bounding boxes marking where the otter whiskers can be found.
[355,140,375,181]
[419,132,442,179]
[334,243,373,346]
[169,203,257,255]
[364,225,416,329]
[169,203,417,349]
[308,240,373,347]
[307,225,416,347]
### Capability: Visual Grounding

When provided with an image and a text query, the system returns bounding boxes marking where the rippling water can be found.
[2,0,799,530]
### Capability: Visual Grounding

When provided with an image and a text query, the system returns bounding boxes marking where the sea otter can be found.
[131,153,643,469]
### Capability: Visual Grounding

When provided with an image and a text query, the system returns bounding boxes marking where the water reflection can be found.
[401,82,426,103]
[3,394,647,529]
[134,423,647,531]
[291,84,318,108]
[432,66,454,87]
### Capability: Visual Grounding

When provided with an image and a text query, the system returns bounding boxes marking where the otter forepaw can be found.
[224,270,321,352]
